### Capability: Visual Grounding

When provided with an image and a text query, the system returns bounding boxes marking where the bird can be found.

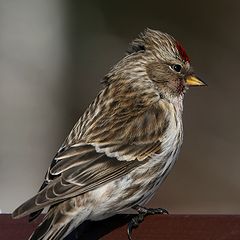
[12,28,206,240]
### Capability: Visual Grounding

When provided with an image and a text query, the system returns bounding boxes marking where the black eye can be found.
[171,64,182,72]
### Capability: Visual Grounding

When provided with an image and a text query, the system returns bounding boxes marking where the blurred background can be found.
[1,0,240,214]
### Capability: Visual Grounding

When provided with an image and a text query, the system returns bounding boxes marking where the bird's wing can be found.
[13,83,170,219]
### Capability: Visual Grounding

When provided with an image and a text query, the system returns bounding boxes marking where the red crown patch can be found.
[176,41,190,62]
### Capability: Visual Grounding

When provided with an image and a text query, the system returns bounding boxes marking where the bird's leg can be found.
[127,205,168,240]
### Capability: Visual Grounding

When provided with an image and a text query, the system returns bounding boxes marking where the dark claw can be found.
[127,214,144,240]
[127,205,169,239]
[127,220,134,240]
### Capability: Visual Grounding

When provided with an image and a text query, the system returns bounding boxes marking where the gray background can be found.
[1,0,240,214]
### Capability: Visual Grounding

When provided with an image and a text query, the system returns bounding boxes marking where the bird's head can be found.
[128,29,206,97]
[104,28,206,100]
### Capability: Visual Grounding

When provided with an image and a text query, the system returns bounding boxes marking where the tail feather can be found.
[15,196,91,240]
[29,214,54,240]
[29,209,44,222]
[28,210,72,240]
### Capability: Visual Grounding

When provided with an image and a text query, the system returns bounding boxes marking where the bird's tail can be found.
[28,208,75,240]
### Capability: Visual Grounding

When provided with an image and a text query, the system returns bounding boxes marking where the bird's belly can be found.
[88,144,180,221]
[89,118,183,220]
[131,147,181,206]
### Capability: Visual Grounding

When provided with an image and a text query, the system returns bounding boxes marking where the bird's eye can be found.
[171,64,182,72]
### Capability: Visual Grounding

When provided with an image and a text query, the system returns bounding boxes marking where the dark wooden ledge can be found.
[1,214,240,240]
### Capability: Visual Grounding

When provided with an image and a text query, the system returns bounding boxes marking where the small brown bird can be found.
[12,28,206,240]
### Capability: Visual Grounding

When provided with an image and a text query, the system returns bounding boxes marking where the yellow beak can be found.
[186,75,207,86]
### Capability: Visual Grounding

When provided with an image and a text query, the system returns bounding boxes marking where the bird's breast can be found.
[131,101,183,201]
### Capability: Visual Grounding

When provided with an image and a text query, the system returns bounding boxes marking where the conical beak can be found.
[186,75,207,86]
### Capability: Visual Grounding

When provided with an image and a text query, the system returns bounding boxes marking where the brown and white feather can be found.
[12,28,196,240]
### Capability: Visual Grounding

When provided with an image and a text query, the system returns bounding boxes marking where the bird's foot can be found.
[127,205,168,240]
[127,213,145,240]
[135,205,169,215]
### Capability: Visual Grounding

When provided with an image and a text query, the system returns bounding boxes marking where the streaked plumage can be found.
[12,28,205,240]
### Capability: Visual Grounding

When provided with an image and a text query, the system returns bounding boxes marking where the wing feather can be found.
[12,82,171,219]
